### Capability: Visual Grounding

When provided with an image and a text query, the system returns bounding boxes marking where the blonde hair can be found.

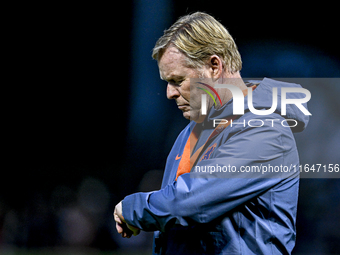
[152,12,242,74]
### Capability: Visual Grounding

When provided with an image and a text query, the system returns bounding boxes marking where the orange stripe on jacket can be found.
[175,86,255,181]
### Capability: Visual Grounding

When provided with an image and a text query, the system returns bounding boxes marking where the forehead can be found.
[158,46,189,80]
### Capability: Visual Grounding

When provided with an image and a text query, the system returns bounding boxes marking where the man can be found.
[114,12,309,254]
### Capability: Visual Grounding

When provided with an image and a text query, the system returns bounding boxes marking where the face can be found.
[158,46,213,122]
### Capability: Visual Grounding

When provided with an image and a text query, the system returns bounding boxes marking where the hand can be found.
[114,201,140,238]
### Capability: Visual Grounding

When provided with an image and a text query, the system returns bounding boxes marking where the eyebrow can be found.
[160,74,184,82]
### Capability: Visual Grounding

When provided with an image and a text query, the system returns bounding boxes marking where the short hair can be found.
[152,12,242,74]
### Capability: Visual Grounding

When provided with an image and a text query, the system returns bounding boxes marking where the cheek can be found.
[190,95,202,109]
[178,81,191,102]
[189,87,205,108]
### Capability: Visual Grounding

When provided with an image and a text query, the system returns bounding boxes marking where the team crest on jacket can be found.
[200,143,217,161]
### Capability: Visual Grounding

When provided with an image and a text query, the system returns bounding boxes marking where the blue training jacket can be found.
[122,78,310,255]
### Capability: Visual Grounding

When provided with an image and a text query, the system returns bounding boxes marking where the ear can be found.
[208,55,223,80]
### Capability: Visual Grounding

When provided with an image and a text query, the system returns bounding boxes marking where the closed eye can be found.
[161,75,185,86]
[169,79,184,86]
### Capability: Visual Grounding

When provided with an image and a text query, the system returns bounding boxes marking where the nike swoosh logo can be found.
[175,154,182,160]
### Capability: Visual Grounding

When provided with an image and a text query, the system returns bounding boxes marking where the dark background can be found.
[2,1,339,254]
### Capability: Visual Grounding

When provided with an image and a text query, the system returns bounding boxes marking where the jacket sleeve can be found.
[122,121,299,232]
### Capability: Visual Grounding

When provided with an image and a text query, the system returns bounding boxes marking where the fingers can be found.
[120,222,133,238]
[114,211,130,238]
[114,201,139,238]
[122,223,133,238]
[115,220,134,238]
[114,201,124,221]
[113,211,123,225]
[116,222,124,234]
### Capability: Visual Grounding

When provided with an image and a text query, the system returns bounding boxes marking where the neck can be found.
[215,71,247,108]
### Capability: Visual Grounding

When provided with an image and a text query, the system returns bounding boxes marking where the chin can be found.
[184,110,205,123]
[182,111,191,120]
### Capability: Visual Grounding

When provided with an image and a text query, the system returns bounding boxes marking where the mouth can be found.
[177,104,190,111]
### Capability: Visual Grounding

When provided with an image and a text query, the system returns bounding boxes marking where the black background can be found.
[2,1,339,253]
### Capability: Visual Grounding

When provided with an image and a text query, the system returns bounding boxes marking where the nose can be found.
[167,84,180,100]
